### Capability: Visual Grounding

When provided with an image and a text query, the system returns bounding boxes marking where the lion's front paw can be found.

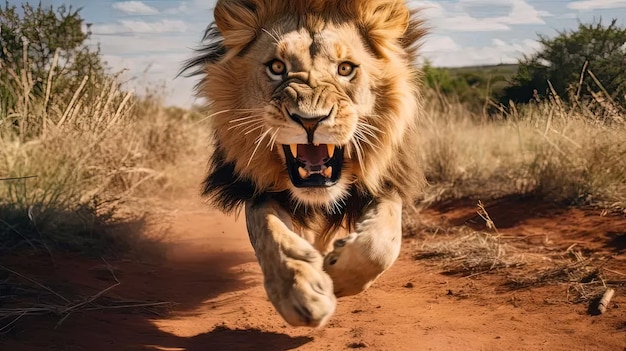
[265,253,336,327]
[323,233,397,297]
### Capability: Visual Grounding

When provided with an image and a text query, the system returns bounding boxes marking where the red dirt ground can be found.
[2,197,625,351]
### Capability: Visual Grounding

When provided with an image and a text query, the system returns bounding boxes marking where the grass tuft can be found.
[417,88,626,209]
[0,43,206,256]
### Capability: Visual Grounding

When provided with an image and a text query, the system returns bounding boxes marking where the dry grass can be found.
[407,202,624,312]
[409,78,626,311]
[417,88,626,209]
[0,47,208,255]
[0,261,174,335]
[409,202,529,276]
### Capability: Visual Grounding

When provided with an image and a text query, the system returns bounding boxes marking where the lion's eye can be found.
[337,62,356,77]
[266,59,286,80]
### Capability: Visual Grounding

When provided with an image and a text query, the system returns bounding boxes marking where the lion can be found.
[182,0,426,327]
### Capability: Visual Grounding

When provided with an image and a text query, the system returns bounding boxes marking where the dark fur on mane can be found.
[185,5,421,233]
[178,23,225,79]
[204,148,374,233]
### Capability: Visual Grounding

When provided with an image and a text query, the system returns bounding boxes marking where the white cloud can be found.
[493,0,548,24]
[422,35,462,53]
[94,19,188,35]
[422,37,541,67]
[164,3,190,14]
[568,0,626,10]
[96,34,192,55]
[414,0,549,32]
[441,15,512,31]
[112,1,159,15]
[103,53,198,107]
[412,1,446,18]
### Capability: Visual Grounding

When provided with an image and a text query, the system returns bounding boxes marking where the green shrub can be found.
[500,19,626,108]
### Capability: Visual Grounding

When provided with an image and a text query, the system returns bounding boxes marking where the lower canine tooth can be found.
[290,144,298,157]
[323,166,333,178]
[298,167,308,179]
[327,144,335,158]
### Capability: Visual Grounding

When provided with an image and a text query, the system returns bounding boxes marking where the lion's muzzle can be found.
[282,144,344,188]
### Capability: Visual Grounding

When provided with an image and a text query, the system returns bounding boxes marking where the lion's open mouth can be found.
[282,144,344,188]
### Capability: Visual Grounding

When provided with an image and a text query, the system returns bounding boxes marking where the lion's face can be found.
[196,0,423,210]
[248,23,380,205]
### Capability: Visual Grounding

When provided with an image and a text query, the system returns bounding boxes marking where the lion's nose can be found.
[288,112,329,143]
[289,113,327,131]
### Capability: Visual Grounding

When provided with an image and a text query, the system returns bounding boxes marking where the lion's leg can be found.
[323,192,403,297]
[245,199,336,327]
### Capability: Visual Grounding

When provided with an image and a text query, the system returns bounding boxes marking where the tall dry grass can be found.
[418,85,626,210]
[0,48,207,255]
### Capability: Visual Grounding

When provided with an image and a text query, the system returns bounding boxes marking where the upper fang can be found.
[327,144,335,158]
[290,144,297,157]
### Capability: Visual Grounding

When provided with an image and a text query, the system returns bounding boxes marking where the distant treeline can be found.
[422,19,626,116]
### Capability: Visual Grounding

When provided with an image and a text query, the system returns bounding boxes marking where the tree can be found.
[0,2,104,108]
[500,19,626,106]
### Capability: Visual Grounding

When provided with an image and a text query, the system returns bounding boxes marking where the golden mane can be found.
[182,0,426,231]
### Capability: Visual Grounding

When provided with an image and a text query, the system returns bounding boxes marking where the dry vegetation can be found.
[1,39,625,327]
[0,49,208,255]
[418,88,626,209]
[2,47,624,257]
[408,83,625,312]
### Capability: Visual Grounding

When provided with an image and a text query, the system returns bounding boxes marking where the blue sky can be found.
[32,0,626,107]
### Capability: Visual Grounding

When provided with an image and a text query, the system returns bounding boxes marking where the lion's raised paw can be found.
[323,233,388,297]
[265,255,336,327]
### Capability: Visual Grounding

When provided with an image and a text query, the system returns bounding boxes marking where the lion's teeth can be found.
[298,167,308,179]
[323,166,333,178]
[314,143,319,147]
[327,144,335,158]
[290,144,298,157]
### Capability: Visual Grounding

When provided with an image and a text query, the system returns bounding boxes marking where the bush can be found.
[500,19,626,108]
[1,2,104,122]
[422,61,514,114]
[418,87,626,209]
[0,2,205,255]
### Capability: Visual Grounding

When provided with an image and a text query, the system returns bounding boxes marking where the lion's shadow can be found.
[181,326,313,351]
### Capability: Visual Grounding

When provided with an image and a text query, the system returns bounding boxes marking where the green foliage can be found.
[422,61,515,113]
[501,19,626,106]
[0,2,133,256]
[0,1,104,124]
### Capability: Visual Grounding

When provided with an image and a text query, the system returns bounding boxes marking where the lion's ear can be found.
[214,0,263,51]
[356,0,410,53]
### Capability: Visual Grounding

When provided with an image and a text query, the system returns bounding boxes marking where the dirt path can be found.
[2,200,625,351]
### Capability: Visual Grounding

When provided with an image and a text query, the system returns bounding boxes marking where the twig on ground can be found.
[0,259,173,332]
[55,258,120,327]
[0,265,70,304]
[597,288,615,314]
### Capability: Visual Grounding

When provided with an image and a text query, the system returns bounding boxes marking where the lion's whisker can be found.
[355,126,381,151]
[358,119,383,132]
[229,114,265,123]
[268,128,280,151]
[247,128,273,167]
[262,28,280,44]
[193,109,264,125]
[351,138,366,172]
[228,119,264,130]
[357,122,383,145]
[243,124,265,135]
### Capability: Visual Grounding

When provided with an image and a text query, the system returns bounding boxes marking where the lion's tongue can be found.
[297,144,326,165]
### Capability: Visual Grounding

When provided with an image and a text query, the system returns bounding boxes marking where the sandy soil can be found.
[2,197,625,351]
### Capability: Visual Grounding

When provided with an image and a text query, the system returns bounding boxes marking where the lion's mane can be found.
[183,0,426,232]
